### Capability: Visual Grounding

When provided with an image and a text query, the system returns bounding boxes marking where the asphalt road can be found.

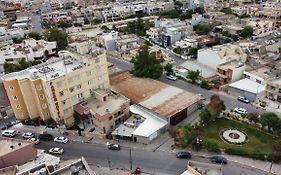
[107,56,264,114]
[34,140,268,175]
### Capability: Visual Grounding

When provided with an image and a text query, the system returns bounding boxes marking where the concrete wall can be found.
[198,50,222,70]
[0,142,37,169]
[231,65,246,83]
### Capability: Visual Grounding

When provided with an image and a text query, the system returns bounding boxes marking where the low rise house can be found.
[266,78,281,103]
[112,104,168,144]
[116,34,142,57]
[216,60,245,84]
[75,89,130,134]
[181,161,223,175]
[0,138,37,169]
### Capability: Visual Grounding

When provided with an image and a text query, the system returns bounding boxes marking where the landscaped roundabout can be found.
[221,129,247,144]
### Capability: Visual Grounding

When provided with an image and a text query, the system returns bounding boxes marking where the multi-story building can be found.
[266,78,281,103]
[216,60,245,84]
[2,49,110,126]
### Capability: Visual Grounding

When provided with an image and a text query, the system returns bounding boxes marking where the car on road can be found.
[108,144,121,150]
[54,136,69,144]
[49,147,64,155]
[22,132,34,139]
[176,152,191,159]
[210,156,228,164]
[2,130,17,137]
[237,96,250,103]
[234,107,247,115]
[27,137,40,145]
[166,75,177,81]
[38,133,53,141]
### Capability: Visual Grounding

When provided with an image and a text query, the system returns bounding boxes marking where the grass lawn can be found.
[200,118,277,158]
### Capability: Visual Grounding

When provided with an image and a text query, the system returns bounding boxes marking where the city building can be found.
[110,72,203,126]
[0,38,57,73]
[181,161,222,175]
[112,104,168,144]
[266,78,281,103]
[74,89,130,134]
[216,60,246,84]
[2,49,110,126]
[0,138,37,169]
[116,34,142,57]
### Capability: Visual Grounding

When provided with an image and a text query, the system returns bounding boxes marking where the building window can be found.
[59,91,64,96]
[61,100,66,105]
[109,116,112,120]
[16,104,21,109]
[76,84,82,90]
[9,86,14,91]
[37,85,42,90]
[69,87,74,92]
[13,96,17,100]
[42,103,47,109]
[256,79,262,84]
[86,70,92,76]
[45,112,49,116]
[39,94,45,100]
[77,93,83,98]
[88,80,93,85]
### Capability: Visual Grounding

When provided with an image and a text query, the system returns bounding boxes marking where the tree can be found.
[272,138,281,161]
[186,70,200,84]
[199,109,211,123]
[247,113,259,123]
[58,21,72,28]
[125,18,149,37]
[260,112,281,134]
[12,37,24,44]
[203,139,220,152]
[27,32,41,40]
[176,124,193,147]
[4,58,41,73]
[100,25,110,32]
[200,81,210,89]
[193,24,212,35]
[44,28,68,51]
[173,47,181,54]
[164,63,173,75]
[188,48,198,56]
[92,18,102,24]
[205,94,225,120]
[84,18,90,25]
[221,7,233,14]
[240,26,254,38]
[131,45,163,79]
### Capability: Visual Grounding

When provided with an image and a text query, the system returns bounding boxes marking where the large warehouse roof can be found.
[110,72,202,118]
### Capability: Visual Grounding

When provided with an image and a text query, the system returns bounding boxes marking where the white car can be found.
[2,130,17,137]
[27,138,40,145]
[22,132,34,139]
[49,147,64,155]
[234,107,247,115]
[54,136,69,144]
[166,75,177,81]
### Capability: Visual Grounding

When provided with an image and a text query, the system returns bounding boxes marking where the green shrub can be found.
[203,139,220,152]
[225,148,274,161]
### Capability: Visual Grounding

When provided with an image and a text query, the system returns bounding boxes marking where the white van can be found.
[2,130,17,137]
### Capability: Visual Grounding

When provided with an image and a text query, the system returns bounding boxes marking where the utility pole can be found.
[129,148,133,170]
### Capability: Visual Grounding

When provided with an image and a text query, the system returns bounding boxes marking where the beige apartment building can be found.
[266,78,281,103]
[1,49,110,126]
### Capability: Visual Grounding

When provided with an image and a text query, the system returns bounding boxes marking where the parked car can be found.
[54,136,69,144]
[27,137,40,145]
[234,107,247,115]
[108,144,121,150]
[22,132,34,139]
[2,130,17,137]
[210,156,228,164]
[237,96,250,103]
[38,133,53,141]
[49,147,64,155]
[176,152,192,159]
[166,75,177,81]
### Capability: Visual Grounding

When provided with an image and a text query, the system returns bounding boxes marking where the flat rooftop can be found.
[229,78,265,94]
[245,66,274,80]
[116,34,140,45]
[112,104,168,138]
[218,60,244,70]
[110,72,202,118]
[83,90,129,120]
[181,60,215,79]
[0,138,29,156]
